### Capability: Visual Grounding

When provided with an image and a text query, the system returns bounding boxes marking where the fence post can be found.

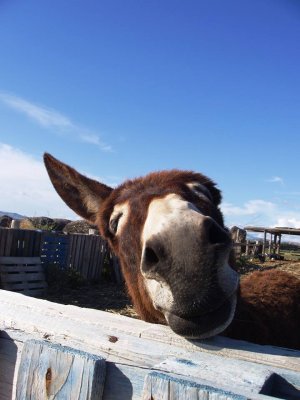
[16,340,106,400]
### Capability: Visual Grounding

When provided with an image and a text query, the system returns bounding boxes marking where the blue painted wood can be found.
[16,340,106,400]
[142,371,247,400]
[40,234,70,268]
[154,356,300,397]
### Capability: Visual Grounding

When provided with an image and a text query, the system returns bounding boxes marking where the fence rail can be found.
[0,228,119,282]
[1,290,300,400]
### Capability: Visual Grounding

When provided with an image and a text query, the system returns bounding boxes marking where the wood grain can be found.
[1,290,299,400]
[16,340,106,400]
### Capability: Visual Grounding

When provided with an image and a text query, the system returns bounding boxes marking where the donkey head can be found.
[44,153,239,339]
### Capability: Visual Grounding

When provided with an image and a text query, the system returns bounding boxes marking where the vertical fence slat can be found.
[16,340,106,400]
[5,229,14,256]
[0,228,7,255]
[90,237,99,280]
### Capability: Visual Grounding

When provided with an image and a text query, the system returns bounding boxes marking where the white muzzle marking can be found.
[141,193,237,313]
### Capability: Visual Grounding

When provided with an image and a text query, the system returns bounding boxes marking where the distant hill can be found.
[0,211,26,220]
[281,241,300,251]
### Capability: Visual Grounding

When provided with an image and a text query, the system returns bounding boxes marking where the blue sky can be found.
[1,0,300,235]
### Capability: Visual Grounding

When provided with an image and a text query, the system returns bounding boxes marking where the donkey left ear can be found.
[44,153,113,223]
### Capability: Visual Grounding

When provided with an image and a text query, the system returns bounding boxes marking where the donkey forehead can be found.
[113,170,216,204]
[108,177,216,226]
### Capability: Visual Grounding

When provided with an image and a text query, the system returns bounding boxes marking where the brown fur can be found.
[44,153,300,349]
[225,270,300,349]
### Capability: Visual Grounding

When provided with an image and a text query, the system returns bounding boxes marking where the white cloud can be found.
[222,198,300,243]
[79,133,113,152]
[274,217,300,229]
[222,199,276,217]
[267,176,284,185]
[0,91,112,152]
[0,143,118,218]
[0,92,72,129]
[0,144,77,218]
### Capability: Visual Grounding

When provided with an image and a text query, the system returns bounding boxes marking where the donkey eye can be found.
[109,213,123,235]
[187,182,213,202]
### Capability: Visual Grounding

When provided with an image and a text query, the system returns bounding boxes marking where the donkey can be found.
[44,153,300,349]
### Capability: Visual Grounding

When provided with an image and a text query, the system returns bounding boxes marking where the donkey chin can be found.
[164,290,238,340]
[144,262,240,340]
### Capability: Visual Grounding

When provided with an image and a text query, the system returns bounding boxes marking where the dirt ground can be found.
[43,260,300,319]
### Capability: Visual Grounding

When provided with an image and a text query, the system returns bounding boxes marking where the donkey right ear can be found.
[44,153,113,224]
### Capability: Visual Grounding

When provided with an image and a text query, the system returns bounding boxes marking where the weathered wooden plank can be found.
[0,265,44,274]
[91,236,101,280]
[153,357,300,398]
[16,340,106,400]
[65,234,73,269]
[17,230,26,257]
[1,271,46,282]
[0,257,47,295]
[94,237,104,280]
[142,371,292,400]
[0,228,8,256]
[1,230,110,280]
[29,229,38,256]
[12,231,20,256]
[142,372,250,400]
[70,234,80,271]
[5,277,46,288]
[0,256,41,265]
[34,230,43,257]
[83,234,93,279]
[1,290,299,374]
[93,237,104,280]
[74,235,83,273]
[4,228,14,256]
[23,230,31,257]
[2,325,300,400]
[1,331,152,400]
[0,331,22,400]
[41,233,70,268]
[3,280,48,290]
[88,236,97,279]
[79,235,86,275]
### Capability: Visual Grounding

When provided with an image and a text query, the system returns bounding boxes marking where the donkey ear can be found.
[44,153,113,223]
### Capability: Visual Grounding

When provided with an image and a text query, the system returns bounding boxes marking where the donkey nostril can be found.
[145,246,160,265]
[208,221,230,245]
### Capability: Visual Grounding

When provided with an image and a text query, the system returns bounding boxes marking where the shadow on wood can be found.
[0,331,18,400]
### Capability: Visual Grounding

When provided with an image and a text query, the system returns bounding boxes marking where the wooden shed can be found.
[244,226,300,256]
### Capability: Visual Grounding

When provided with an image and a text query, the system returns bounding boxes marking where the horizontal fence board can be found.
[1,292,300,400]
[0,265,43,273]
[1,290,300,370]
[3,281,48,290]
[1,272,46,283]
[0,256,41,265]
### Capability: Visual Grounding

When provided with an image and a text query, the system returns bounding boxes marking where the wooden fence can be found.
[1,290,300,399]
[0,228,121,282]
